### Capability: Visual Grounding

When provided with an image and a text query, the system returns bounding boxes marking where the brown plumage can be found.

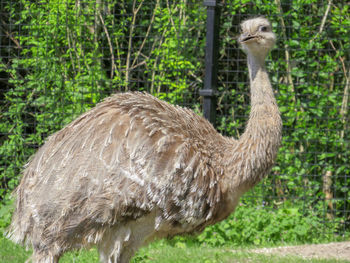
[8,17,282,263]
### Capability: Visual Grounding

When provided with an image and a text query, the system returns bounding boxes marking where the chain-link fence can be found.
[1,0,349,239]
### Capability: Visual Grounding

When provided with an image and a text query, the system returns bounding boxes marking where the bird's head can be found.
[239,17,276,59]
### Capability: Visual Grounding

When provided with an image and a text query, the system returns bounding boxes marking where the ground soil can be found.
[251,242,350,261]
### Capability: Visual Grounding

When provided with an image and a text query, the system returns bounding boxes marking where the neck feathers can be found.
[223,53,282,190]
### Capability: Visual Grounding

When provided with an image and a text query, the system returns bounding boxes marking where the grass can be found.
[1,235,349,263]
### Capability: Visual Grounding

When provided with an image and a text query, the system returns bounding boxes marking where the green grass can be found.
[0,235,30,263]
[1,236,349,263]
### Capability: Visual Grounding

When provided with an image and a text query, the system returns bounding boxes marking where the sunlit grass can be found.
[1,236,349,263]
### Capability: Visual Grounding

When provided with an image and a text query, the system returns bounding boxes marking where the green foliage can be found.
[0,200,13,234]
[197,204,343,247]
[146,1,205,104]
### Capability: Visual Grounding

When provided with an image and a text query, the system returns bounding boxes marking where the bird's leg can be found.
[98,229,142,263]
[97,226,131,263]
[98,213,158,263]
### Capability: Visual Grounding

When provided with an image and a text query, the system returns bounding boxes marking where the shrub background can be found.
[0,0,349,245]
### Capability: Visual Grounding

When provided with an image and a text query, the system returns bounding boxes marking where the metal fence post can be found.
[200,0,221,125]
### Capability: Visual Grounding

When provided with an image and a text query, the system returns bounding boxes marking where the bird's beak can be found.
[240,33,258,43]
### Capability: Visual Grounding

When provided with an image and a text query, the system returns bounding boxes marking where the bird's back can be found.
[10,92,225,249]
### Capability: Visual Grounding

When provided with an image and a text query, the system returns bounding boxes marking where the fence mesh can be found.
[1,0,349,239]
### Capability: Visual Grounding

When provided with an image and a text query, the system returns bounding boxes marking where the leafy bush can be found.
[197,203,343,247]
[0,200,13,235]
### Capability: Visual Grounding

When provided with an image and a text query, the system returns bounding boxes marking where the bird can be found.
[8,17,282,263]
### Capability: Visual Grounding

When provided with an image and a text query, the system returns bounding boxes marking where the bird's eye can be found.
[259,26,268,32]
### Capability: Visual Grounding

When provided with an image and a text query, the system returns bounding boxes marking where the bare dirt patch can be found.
[251,242,350,261]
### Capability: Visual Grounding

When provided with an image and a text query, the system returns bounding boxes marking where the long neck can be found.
[248,54,276,107]
[223,53,282,191]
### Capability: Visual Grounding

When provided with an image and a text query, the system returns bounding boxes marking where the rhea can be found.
[8,17,282,263]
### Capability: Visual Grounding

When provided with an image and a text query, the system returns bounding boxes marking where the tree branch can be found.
[99,13,115,79]
[329,40,349,139]
[125,0,145,91]
[274,0,296,103]
[0,18,21,49]
[131,0,160,69]
[310,0,332,42]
